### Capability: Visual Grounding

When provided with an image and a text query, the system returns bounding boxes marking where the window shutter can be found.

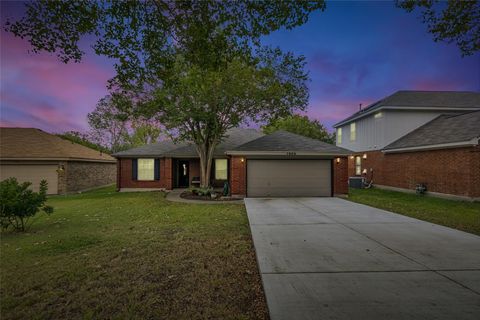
[154,159,160,180]
[132,159,138,180]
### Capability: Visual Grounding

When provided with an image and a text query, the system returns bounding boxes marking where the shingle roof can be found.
[334,90,480,128]
[383,110,480,151]
[230,130,351,155]
[0,128,115,162]
[113,128,264,158]
[112,140,186,157]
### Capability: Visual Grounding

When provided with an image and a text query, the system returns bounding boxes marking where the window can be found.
[137,158,155,181]
[355,156,362,175]
[337,128,342,144]
[215,159,228,180]
[350,122,356,141]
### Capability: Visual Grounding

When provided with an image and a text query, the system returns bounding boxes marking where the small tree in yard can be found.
[0,178,53,232]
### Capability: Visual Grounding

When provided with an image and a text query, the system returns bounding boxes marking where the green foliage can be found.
[87,94,162,152]
[349,187,480,236]
[190,187,214,197]
[126,119,162,147]
[87,94,130,153]
[262,114,335,144]
[57,131,110,153]
[5,0,324,187]
[4,1,325,84]
[0,178,53,232]
[396,0,479,56]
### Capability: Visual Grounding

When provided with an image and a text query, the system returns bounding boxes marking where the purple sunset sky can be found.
[1,1,479,134]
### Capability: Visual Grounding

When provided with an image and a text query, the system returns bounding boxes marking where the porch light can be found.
[336,158,341,164]
[350,155,354,159]
[362,153,367,159]
[362,168,367,174]
[240,157,245,163]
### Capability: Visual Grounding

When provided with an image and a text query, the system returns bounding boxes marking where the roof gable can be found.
[383,110,480,151]
[0,128,115,162]
[334,90,480,128]
[113,128,264,158]
[230,130,351,155]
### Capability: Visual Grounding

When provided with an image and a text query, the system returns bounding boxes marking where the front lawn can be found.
[348,188,480,236]
[0,186,268,319]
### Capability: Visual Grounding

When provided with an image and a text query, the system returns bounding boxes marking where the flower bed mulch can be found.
[180,191,241,201]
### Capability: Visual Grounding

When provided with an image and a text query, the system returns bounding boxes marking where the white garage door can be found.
[247,160,331,197]
[0,164,59,194]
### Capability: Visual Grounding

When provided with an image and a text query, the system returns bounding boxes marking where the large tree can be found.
[87,94,130,153]
[6,1,325,187]
[396,0,479,56]
[262,114,335,144]
[87,94,162,152]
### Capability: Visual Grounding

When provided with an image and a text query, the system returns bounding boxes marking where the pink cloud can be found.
[1,31,115,133]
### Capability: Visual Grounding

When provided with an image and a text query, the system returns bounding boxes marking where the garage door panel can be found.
[0,165,59,194]
[247,160,331,197]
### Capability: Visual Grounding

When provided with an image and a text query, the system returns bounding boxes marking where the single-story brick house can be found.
[113,128,351,197]
[334,90,480,200]
[0,128,116,194]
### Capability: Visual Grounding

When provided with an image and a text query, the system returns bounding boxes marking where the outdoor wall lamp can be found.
[57,165,65,173]
[362,153,367,159]
[240,157,245,163]
[336,158,341,164]
[362,168,367,175]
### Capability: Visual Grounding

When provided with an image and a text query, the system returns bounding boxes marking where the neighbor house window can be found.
[215,159,228,180]
[350,122,356,141]
[138,158,155,181]
[337,128,342,144]
[355,156,362,175]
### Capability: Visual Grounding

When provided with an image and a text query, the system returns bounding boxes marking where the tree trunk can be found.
[197,142,217,188]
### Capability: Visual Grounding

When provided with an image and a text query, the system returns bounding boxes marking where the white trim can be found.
[333,106,479,128]
[383,137,479,153]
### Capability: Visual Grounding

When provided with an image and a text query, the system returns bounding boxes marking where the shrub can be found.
[0,178,53,232]
[189,187,213,197]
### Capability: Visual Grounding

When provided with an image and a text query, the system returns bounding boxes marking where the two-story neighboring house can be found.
[334,90,480,200]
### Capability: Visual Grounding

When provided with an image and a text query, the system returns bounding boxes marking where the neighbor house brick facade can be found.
[335,91,480,200]
[114,129,351,197]
[349,147,480,198]
[0,128,116,195]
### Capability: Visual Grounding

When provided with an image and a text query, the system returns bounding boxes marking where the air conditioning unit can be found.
[349,177,365,189]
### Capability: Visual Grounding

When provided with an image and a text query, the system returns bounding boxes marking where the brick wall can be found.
[65,161,116,193]
[230,156,246,196]
[348,146,480,198]
[117,158,172,190]
[229,156,349,197]
[57,161,67,194]
[333,157,349,195]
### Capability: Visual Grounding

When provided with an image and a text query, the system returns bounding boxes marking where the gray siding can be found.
[336,110,453,152]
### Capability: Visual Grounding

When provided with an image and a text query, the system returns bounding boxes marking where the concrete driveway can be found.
[245,197,480,320]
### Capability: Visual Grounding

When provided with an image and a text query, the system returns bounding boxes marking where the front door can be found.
[178,160,189,187]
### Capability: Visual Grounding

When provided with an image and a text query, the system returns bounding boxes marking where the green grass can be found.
[348,188,480,235]
[0,186,268,319]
